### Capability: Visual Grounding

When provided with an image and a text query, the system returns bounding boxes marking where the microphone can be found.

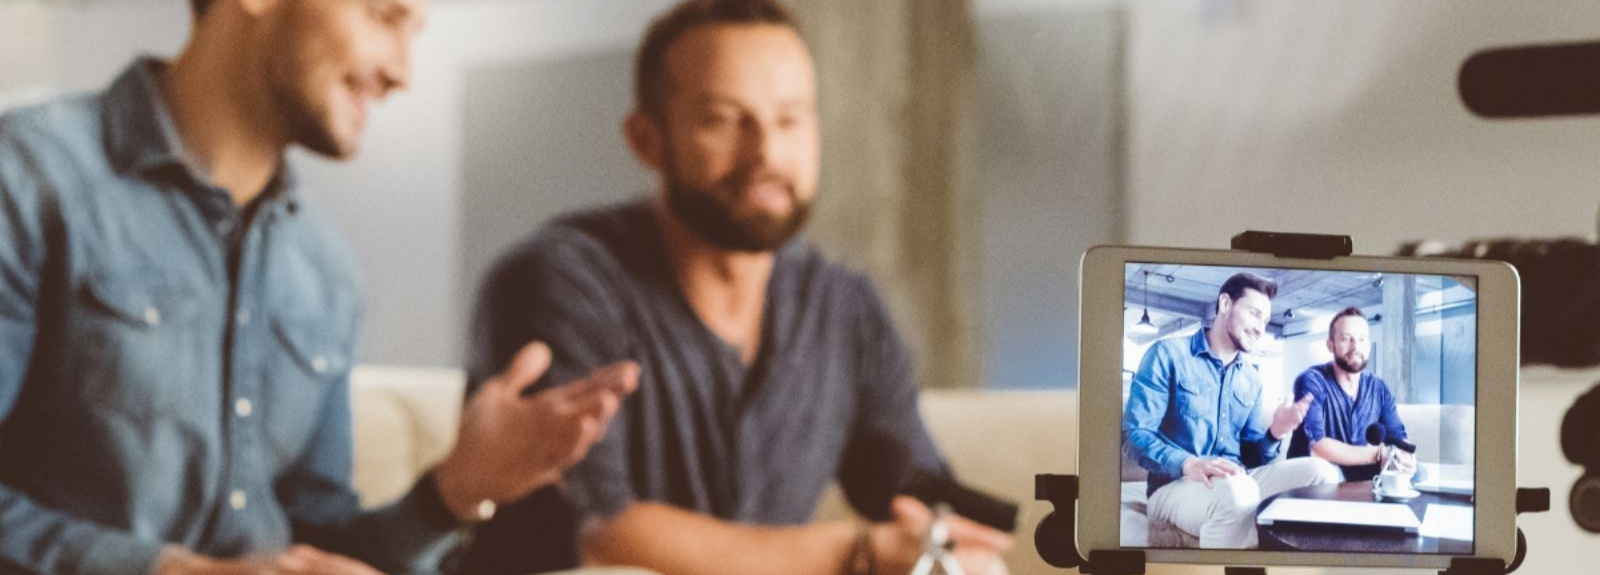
[1459,41,1600,118]
[1364,423,1417,454]
[840,430,1019,533]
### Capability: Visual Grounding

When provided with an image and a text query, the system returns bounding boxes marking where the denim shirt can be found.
[0,59,455,575]
[1122,329,1280,496]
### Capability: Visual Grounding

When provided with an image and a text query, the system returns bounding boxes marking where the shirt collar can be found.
[1189,328,1214,359]
[103,58,192,178]
[1190,327,1245,368]
[101,57,302,212]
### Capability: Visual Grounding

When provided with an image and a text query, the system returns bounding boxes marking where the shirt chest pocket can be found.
[67,270,208,421]
[1172,368,1216,421]
[1228,381,1259,430]
[261,314,349,467]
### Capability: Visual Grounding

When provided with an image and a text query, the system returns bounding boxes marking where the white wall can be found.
[1128,0,1600,253]
[973,4,1123,389]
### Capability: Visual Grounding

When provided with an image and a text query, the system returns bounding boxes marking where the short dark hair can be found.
[191,0,216,16]
[634,0,802,120]
[1327,307,1367,337]
[1217,272,1278,311]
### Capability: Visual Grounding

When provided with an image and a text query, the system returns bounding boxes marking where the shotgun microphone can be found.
[1459,41,1600,118]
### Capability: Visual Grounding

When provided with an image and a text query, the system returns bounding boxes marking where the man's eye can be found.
[700,115,733,128]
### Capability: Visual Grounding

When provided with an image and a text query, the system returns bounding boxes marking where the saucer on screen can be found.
[1377,487,1421,500]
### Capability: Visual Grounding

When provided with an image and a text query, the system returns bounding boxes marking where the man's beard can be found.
[1335,353,1368,374]
[661,150,811,253]
[1228,325,1256,354]
[266,58,354,159]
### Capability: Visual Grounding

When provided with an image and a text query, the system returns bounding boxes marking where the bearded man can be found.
[456,1,1013,574]
[1288,307,1415,482]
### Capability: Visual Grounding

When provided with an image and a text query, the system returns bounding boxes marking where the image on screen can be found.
[1118,263,1476,554]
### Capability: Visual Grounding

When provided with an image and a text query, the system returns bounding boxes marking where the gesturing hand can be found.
[1181,457,1244,488]
[1270,393,1314,440]
[435,342,640,521]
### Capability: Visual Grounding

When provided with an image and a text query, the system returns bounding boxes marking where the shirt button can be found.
[143,306,161,326]
[311,356,329,374]
[235,398,253,418]
[236,309,252,326]
[229,490,248,510]
[215,219,234,236]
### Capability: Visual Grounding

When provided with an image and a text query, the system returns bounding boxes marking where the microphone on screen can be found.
[1365,423,1417,454]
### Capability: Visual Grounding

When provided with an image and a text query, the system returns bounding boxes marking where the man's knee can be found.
[1286,457,1343,485]
[1206,475,1262,513]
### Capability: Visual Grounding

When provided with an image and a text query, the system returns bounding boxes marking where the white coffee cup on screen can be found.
[1375,468,1417,498]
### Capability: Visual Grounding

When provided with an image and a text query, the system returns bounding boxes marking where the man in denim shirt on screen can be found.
[0,1,637,574]
[1123,272,1342,549]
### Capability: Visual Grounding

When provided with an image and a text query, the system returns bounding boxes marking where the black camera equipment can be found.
[1389,45,1600,533]
[1561,384,1600,533]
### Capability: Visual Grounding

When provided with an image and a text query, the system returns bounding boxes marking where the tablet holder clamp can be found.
[1033,232,1548,575]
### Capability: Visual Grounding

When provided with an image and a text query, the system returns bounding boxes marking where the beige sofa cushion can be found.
[349,366,465,507]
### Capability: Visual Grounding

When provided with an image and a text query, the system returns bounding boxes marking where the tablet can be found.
[1077,245,1518,570]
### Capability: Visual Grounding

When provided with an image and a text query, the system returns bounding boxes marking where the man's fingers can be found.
[943,512,1016,552]
[494,342,553,396]
[1219,459,1244,474]
[890,495,933,530]
[549,361,641,402]
[952,548,1011,575]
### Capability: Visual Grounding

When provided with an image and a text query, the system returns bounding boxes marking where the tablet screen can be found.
[1118,262,1476,554]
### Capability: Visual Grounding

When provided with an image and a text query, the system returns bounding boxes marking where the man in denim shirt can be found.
[1123,273,1341,549]
[0,1,637,574]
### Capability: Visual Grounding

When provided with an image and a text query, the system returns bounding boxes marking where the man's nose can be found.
[379,37,413,96]
[741,118,783,166]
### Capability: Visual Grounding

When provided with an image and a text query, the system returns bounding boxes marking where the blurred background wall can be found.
[5,0,1600,391]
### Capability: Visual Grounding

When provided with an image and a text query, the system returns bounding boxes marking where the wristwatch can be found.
[416,470,496,528]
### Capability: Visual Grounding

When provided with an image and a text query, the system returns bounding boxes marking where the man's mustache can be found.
[721,169,794,196]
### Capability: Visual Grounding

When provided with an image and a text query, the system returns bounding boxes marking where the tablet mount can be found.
[1033,231,1550,575]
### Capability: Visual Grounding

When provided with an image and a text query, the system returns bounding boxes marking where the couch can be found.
[348,366,1594,575]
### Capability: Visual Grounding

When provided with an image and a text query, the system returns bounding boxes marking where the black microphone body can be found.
[1365,423,1417,454]
[842,431,1019,533]
[902,469,1019,534]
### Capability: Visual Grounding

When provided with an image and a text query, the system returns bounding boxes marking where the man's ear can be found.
[1216,294,1232,318]
[624,110,666,172]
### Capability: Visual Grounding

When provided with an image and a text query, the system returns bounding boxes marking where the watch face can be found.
[475,499,498,522]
